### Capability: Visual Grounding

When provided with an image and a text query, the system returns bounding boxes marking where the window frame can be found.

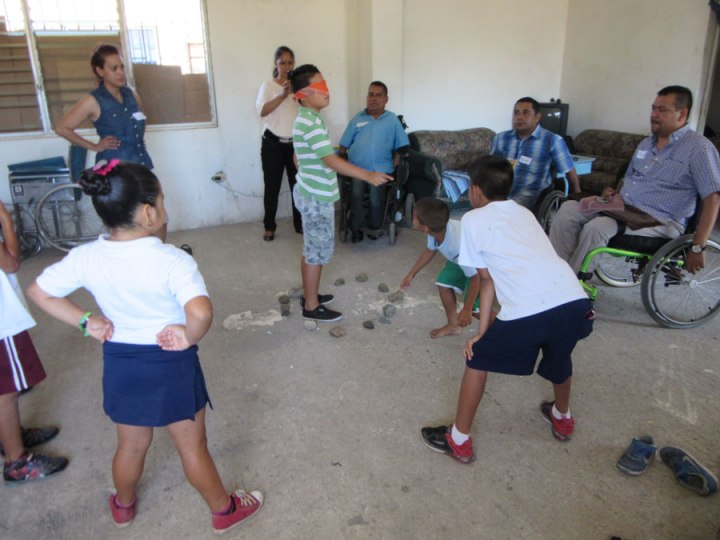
[0,0,217,140]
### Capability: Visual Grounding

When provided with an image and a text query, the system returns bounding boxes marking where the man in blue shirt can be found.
[492,97,580,209]
[339,81,409,242]
[550,85,720,274]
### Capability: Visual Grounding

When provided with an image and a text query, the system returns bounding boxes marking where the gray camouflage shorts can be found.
[293,184,335,265]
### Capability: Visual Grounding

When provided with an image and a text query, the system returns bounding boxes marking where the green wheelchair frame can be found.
[577,233,720,329]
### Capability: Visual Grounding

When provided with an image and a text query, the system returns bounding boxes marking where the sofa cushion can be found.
[408,127,496,171]
[573,129,646,194]
[574,129,645,160]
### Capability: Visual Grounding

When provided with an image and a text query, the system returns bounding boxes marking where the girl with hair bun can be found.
[27,161,263,534]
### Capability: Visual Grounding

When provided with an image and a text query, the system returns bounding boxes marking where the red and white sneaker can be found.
[212,489,264,535]
[540,401,575,441]
[109,493,136,528]
[421,425,476,464]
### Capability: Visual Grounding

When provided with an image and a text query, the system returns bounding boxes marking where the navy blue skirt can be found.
[102,342,211,427]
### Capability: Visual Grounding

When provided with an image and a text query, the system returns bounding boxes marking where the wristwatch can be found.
[690,244,706,254]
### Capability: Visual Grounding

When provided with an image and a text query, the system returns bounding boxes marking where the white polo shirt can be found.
[36,235,208,345]
[459,200,585,320]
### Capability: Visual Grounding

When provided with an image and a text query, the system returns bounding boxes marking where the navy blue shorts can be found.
[467,298,594,384]
[102,342,211,427]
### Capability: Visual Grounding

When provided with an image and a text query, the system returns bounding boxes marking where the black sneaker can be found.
[0,426,59,456]
[302,305,343,322]
[421,425,475,464]
[299,294,334,307]
[3,452,69,482]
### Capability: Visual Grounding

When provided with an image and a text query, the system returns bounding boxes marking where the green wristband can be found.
[78,311,93,337]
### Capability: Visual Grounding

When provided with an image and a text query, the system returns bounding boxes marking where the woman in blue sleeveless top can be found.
[55,44,153,169]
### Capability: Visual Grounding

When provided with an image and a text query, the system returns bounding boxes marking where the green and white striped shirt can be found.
[293,106,339,203]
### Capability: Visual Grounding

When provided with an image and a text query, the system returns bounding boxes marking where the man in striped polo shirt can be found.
[550,85,720,275]
[290,65,392,322]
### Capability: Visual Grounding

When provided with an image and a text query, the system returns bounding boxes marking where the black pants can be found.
[261,134,302,232]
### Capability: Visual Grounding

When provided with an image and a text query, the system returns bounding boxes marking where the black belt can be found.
[263,129,292,144]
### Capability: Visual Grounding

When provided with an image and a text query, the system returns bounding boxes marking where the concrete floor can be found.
[3,218,720,540]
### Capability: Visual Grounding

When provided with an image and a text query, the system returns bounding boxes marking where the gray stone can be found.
[329,326,346,338]
[378,282,389,293]
[382,304,397,317]
[288,287,303,299]
[303,320,318,331]
[356,272,369,283]
[362,320,375,329]
[388,290,405,303]
[334,278,345,286]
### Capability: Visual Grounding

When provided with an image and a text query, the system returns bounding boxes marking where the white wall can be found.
[561,0,715,137]
[400,0,569,132]
[1,0,716,232]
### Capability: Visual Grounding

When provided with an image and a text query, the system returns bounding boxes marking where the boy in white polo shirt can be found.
[290,64,391,322]
[421,155,594,464]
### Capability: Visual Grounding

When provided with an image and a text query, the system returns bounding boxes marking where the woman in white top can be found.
[256,46,302,241]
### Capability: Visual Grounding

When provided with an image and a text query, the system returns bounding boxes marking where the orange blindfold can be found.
[295,80,329,99]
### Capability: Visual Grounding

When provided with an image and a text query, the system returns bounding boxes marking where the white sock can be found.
[451,424,470,445]
[552,404,571,420]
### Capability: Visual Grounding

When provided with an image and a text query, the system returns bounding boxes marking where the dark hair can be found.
[272,46,294,78]
[369,81,388,95]
[658,85,693,114]
[468,155,514,201]
[290,64,320,94]
[91,44,121,83]
[78,162,161,229]
[414,197,450,232]
[515,97,540,115]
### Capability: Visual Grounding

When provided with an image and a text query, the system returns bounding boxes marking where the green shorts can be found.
[435,260,479,312]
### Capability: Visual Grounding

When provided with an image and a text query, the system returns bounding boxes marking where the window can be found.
[0,0,214,135]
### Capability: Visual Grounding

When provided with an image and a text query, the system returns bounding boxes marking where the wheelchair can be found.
[535,176,569,233]
[577,215,720,329]
[338,153,410,245]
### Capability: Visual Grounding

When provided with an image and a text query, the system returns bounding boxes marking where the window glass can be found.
[124,0,211,124]
[0,0,42,133]
[0,0,213,135]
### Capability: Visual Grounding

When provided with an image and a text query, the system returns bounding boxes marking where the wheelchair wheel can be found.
[537,190,565,234]
[404,193,414,228]
[35,183,106,252]
[13,206,42,260]
[640,236,720,328]
[388,222,397,245]
[595,253,642,288]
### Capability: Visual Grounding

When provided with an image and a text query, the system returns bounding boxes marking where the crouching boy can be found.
[421,155,594,463]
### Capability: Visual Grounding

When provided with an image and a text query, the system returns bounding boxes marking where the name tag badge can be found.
[356,121,369,128]
[518,155,533,165]
[636,150,647,159]
[132,111,147,121]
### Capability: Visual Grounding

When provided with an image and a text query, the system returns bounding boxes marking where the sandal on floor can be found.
[263,231,275,242]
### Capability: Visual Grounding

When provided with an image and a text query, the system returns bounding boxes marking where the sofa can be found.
[572,129,645,194]
[406,127,496,201]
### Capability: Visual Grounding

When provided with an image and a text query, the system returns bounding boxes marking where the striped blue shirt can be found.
[292,106,339,203]
[491,125,575,196]
[621,125,720,230]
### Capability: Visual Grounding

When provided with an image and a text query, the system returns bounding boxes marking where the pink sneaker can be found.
[212,490,264,535]
[109,493,136,527]
[540,401,575,441]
